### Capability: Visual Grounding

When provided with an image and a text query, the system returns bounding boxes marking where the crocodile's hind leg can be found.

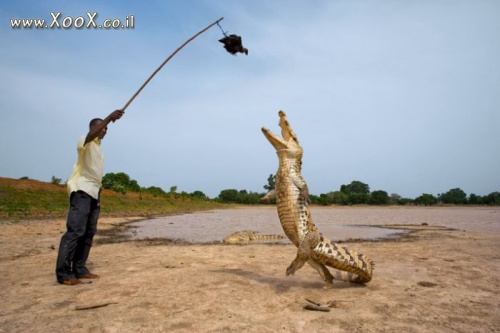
[287,254,334,287]
[307,259,334,288]
[286,233,332,285]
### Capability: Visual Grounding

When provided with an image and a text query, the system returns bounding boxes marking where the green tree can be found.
[217,189,239,203]
[168,186,178,195]
[144,186,166,197]
[348,193,370,204]
[239,190,262,204]
[339,180,370,205]
[217,189,262,204]
[483,192,500,205]
[371,190,389,205]
[308,194,320,204]
[102,172,140,193]
[190,190,208,200]
[468,193,482,205]
[263,174,276,191]
[415,193,437,206]
[390,193,401,205]
[340,180,370,195]
[314,193,333,205]
[439,188,467,204]
[330,191,349,205]
[51,176,63,186]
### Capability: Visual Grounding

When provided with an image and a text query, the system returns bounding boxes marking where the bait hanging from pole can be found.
[217,21,248,56]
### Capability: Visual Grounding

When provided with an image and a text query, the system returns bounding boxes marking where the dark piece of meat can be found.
[219,34,248,56]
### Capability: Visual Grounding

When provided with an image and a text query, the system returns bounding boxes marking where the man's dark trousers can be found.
[55,190,100,283]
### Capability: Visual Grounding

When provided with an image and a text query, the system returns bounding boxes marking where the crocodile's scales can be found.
[261,110,374,286]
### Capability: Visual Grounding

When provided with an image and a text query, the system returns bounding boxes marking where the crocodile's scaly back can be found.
[261,111,374,287]
[223,230,285,244]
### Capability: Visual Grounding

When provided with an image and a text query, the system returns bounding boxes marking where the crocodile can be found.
[261,110,374,287]
[223,230,285,244]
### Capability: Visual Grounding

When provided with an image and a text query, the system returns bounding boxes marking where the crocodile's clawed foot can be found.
[287,261,303,276]
[286,262,300,275]
[287,256,307,276]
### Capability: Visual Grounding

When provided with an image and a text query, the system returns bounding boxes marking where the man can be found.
[55,109,124,285]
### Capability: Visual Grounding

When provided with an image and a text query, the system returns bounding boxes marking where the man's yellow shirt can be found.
[66,136,103,200]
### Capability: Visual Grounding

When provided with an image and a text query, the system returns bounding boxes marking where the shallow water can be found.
[127,206,500,244]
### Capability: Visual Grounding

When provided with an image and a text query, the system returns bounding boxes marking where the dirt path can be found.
[0,212,499,333]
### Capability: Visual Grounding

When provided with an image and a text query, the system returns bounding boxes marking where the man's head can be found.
[89,118,107,140]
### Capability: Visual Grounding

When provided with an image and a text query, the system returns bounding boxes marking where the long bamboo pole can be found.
[121,17,224,111]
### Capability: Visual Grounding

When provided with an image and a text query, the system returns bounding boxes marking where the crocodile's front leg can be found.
[286,251,308,276]
[290,174,310,203]
[286,232,322,276]
[260,189,276,203]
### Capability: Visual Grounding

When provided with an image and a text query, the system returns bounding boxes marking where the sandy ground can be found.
[0,208,499,333]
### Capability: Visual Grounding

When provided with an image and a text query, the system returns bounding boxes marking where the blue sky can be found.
[1,1,499,199]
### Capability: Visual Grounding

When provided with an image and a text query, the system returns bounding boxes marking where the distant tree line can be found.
[47,172,499,206]
[306,180,500,206]
[215,175,500,206]
[216,189,263,204]
[100,172,209,200]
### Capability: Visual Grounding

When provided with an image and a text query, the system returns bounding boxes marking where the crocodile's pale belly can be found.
[275,183,303,246]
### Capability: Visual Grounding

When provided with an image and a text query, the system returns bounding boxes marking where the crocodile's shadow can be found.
[212,267,367,293]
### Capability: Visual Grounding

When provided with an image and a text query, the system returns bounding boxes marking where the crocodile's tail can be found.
[252,234,286,242]
[313,235,374,284]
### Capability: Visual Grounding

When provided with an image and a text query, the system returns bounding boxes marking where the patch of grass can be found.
[0,177,228,221]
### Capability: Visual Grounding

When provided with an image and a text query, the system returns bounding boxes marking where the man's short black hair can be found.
[89,118,103,128]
